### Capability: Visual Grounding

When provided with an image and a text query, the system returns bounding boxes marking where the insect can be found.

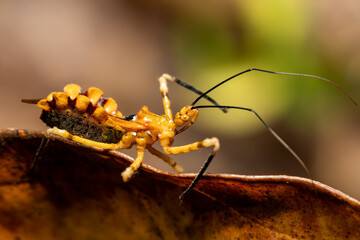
[22,68,357,200]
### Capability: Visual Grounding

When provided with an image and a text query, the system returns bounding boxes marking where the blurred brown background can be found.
[1,0,359,199]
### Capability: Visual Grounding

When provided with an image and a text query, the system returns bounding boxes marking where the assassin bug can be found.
[22,68,357,200]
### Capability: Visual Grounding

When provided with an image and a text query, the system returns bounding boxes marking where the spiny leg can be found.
[162,137,220,200]
[158,74,174,119]
[147,145,184,173]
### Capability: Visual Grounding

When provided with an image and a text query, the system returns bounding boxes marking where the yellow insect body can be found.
[31,76,219,194]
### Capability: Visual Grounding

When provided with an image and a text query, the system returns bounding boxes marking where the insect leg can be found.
[158,74,174,119]
[147,145,184,173]
[46,127,122,150]
[29,136,50,175]
[193,105,312,179]
[162,137,220,200]
[121,145,145,182]
[47,127,143,182]
[165,76,227,113]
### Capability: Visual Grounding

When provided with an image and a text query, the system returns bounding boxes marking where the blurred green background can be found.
[1,0,359,199]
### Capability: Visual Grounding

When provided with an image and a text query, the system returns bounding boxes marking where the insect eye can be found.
[181,115,188,121]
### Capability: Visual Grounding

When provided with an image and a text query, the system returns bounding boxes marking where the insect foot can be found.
[121,167,134,182]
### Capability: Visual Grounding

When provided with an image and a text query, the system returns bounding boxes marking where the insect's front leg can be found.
[158,73,175,119]
[162,137,220,200]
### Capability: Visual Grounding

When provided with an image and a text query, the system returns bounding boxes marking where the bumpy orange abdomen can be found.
[37,84,125,143]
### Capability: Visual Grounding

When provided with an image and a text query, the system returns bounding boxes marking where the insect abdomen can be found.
[36,84,126,143]
[40,110,124,143]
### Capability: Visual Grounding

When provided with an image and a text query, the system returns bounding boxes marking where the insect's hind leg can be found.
[29,136,50,176]
[147,145,184,173]
[162,137,220,200]
[46,127,122,150]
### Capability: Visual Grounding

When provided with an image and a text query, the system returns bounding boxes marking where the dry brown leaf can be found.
[0,129,359,239]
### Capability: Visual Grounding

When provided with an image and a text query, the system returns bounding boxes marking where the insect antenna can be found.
[190,104,312,184]
[192,68,358,106]
[169,77,228,113]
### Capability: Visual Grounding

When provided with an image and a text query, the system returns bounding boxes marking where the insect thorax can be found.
[40,110,124,144]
